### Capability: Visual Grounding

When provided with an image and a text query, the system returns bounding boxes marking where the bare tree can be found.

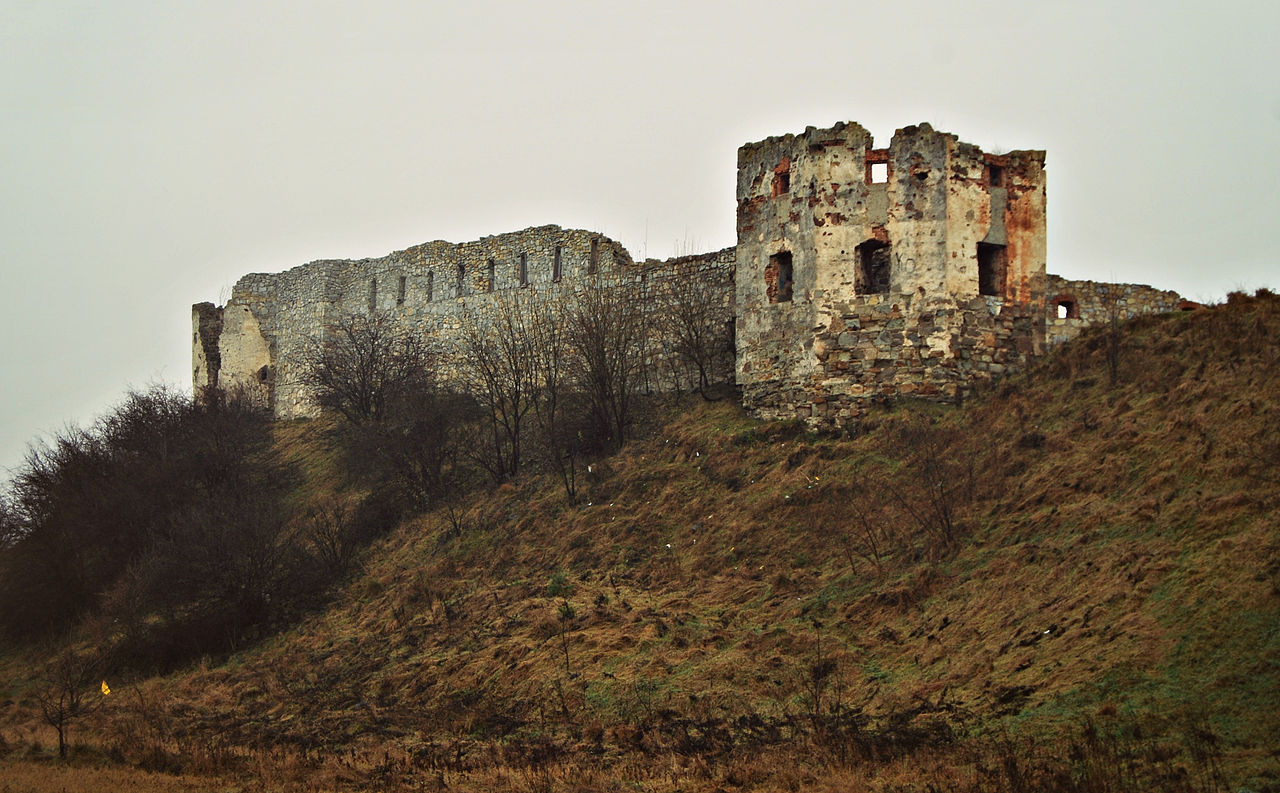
[567,277,647,452]
[657,266,735,399]
[455,291,541,481]
[34,637,107,760]
[887,417,975,554]
[525,290,592,503]
[301,311,434,424]
[1099,289,1128,387]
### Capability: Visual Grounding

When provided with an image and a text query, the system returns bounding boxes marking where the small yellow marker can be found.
[101,680,111,696]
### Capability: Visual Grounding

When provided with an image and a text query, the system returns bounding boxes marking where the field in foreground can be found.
[2,291,1278,792]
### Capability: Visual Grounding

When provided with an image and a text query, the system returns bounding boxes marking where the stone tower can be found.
[733,121,1047,423]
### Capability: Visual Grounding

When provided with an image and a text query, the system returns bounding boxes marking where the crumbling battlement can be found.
[194,120,1184,425]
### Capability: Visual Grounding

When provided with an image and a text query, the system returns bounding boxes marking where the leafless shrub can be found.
[301,311,434,424]
[32,637,107,759]
[526,290,592,503]
[656,266,734,399]
[456,291,541,481]
[567,277,648,453]
[346,386,480,512]
[299,498,358,575]
[840,486,894,576]
[888,416,975,554]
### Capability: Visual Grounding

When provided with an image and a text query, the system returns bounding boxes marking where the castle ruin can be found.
[193,120,1186,424]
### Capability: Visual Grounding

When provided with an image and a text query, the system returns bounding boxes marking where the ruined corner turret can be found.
[733,121,1048,423]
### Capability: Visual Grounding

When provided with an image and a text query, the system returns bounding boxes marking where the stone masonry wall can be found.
[194,226,736,418]
[1045,274,1186,347]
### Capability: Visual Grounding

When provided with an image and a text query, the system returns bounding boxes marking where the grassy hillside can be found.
[2,291,1278,792]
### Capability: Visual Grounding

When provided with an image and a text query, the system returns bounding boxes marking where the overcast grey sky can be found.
[2,0,1276,475]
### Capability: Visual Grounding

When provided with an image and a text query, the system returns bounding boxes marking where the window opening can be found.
[771,157,792,197]
[589,238,599,274]
[1052,296,1080,319]
[397,275,406,305]
[553,246,562,281]
[767,251,793,303]
[772,169,790,197]
[426,271,433,302]
[866,149,890,184]
[989,164,1004,188]
[977,242,1007,297]
[519,253,528,286]
[487,259,496,292]
[369,278,377,312]
[456,262,465,296]
[855,239,891,294]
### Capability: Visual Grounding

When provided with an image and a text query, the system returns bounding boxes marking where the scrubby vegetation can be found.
[1,291,1278,792]
[0,389,319,663]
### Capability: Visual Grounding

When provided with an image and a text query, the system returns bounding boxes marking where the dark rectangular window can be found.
[989,164,1004,187]
[856,240,891,294]
[589,238,599,274]
[426,271,433,302]
[553,246,562,281]
[397,275,406,305]
[519,253,528,286]
[369,277,377,312]
[487,258,496,292]
[767,251,793,303]
[772,169,790,196]
[457,263,465,296]
[977,242,1007,297]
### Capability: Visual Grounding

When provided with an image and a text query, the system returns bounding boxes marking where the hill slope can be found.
[4,291,1279,792]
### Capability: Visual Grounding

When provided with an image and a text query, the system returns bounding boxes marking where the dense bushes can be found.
[0,388,317,664]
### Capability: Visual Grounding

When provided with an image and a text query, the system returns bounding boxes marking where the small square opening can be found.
[1052,296,1080,320]
[772,170,791,197]
[869,162,888,184]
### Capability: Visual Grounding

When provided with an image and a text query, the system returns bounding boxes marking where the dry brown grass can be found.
[0,759,232,792]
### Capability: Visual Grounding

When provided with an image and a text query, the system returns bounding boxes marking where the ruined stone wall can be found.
[734,121,1046,424]
[1044,275,1186,347]
[193,226,736,418]
[195,119,1198,429]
